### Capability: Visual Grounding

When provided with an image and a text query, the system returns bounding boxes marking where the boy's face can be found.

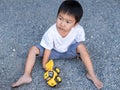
[56,12,77,33]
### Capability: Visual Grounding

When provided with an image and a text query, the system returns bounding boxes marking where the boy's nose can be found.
[60,21,65,27]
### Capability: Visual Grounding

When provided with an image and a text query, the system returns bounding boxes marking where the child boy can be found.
[12,0,103,89]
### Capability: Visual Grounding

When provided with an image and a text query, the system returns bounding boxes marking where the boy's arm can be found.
[42,49,51,69]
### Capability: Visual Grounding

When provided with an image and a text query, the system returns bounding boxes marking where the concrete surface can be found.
[0,0,120,90]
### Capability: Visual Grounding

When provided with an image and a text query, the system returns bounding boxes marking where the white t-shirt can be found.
[40,24,85,53]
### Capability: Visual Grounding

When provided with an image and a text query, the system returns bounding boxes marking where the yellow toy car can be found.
[43,60,62,87]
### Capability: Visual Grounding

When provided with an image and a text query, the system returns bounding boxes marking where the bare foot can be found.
[86,73,103,89]
[11,74,32,87]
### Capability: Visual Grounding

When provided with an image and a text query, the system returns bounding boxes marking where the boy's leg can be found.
[77,43,103,89]
[12,46,40,87]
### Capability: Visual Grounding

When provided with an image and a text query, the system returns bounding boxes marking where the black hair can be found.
[57,0,83,23]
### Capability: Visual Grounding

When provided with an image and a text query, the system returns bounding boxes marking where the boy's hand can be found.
[42,64,46,70]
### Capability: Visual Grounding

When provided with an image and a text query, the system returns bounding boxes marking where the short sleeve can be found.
[40,27,54,50]
[75,26,85,42]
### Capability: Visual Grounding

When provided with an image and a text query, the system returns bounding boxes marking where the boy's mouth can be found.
[58,27,65,31]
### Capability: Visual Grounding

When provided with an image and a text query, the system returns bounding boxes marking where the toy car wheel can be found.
[56,76,62,83]
[55,67,60,74]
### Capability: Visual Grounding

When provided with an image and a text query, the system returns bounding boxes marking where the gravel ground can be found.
[0,0,120,90]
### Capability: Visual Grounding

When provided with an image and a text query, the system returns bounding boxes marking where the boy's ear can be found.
[74,22,78,27]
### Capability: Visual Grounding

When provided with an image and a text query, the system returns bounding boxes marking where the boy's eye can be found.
[58,17,62,20]
[66,21,70,23]
[66,20,72,24]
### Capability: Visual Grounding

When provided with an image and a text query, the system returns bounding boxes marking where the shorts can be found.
[35,42,80,60]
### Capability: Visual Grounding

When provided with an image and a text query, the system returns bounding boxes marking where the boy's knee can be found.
[76,43,85,53]
[29,46,40,55]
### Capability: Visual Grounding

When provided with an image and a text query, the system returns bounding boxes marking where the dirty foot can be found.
[11,74,32,88]
[86,73,103,89]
